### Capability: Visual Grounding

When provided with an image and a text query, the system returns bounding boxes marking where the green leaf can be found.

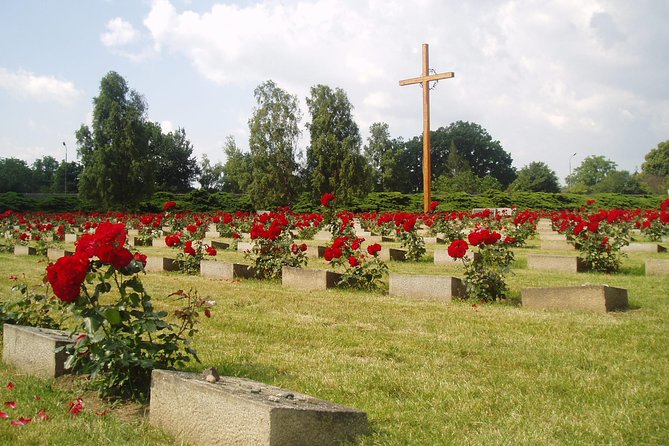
[103,308,122,326]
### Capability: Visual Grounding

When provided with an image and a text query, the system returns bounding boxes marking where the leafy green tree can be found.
[305,84,371,204]
[248,80,301,208]
[592,170,649,194]
[150,124,200,193]
[198,154,224,191]
[566,155,617,192]
[641,140,669,193]
[508,161,561,193]
[364,122,396,191]
[221,136,252,193]
[0,158,32,193]
[31,156,60,192]
[52,161,82,194]
[431,121,516,186]
[76,71,154,210]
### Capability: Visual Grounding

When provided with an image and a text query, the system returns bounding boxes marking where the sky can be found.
[1,0,668,185]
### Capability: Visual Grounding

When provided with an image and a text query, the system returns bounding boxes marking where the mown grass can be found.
[1,238,668,445]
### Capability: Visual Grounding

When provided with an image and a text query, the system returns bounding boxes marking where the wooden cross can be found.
[399,43,454,213]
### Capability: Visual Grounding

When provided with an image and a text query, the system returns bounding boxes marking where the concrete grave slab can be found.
[522,285,628,313]
[144,257,183,273]
[149,369,368,446]
[14,245,37,256]
[621,243,667,253]
[2,324,73,379]
[540,239,575,251]
[527,254,587,273]
[389,273,465,301]
[211,240,230,250]
[281,267,342,291]
[47,248,74,260]
[645,259,669,276]
[200,260,257,280]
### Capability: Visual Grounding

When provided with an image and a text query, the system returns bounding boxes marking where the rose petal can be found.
[0,411,8,419]
[37,409,48,421]
[4,401,16,409]
[6,382,14,390]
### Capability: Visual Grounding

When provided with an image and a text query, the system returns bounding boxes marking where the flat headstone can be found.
[127,229,139,236]
[389,273,465,301]
[205,231,221,239]
[304,245,319,258]
[621,243,667,253]
[313,230,333,241]
[645,259,669,276]
[381,236,396,242]
[211,240,230,250]
[152,237,167,248]
[145,257,183,272]
[14,245,37,256]
[237,241,255,252]
[281,267,342,291]
[540,239,575,251]
[2,324,73,379]
[527,254,587,273]
[433,249,478,265]
[47,248,74,260]
[422,236,444,244]
[200,260,256,279]
[379,248,407,262]
[149,369,368,446]
[522,285,628,313]
[64,233,78,243]
[540,233,567,241]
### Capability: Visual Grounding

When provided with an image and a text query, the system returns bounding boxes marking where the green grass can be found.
[1,240,669,445]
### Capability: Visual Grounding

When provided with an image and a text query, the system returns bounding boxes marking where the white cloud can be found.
[160,120,175,133]
[101,17,139,47]
[0,68,81,105]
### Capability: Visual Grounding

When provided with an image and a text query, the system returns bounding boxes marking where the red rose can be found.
[348,255,359,267]
[134,252,147,267]
[163,201,176,210]
[184,241,196,257]
[206,246,217,256]
[367,243,382,256]
[324,247,334,262]
[299,243,308,252]
[46,254,90,303]
[447,239,469,258]
[320,192,336,207]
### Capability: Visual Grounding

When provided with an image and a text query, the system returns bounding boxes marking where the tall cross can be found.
[399,43,454,213]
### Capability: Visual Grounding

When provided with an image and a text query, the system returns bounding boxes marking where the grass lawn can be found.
[1,238,668,445]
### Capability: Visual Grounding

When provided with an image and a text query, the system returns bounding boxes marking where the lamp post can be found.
[62,142,67,194]
[568,152,577,188]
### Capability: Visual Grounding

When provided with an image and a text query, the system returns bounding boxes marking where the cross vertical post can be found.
[399,43,454,213]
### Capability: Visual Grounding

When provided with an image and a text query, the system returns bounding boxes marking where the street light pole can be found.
[62,142,67,194]
[568,152,577,188]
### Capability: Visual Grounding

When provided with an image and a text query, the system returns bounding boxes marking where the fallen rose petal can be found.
[94,410,108,417]
[34,395,41,401]
[10,416,32,426]
[4,401,16,409]
[0,411,8,419]
[6,382,14,390]
[68,398,84,415]
[37,409,48,421]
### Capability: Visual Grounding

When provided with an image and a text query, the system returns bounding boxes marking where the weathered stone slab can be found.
[521,285,628,313]
[379,248,407,262]
[211,240,230,250]
[433,249,478,265]
[14,245,37,256]
[389,273,465,301]
[527,254,587,273]
[354,230,372,238]
[363,235,382,243]
[127,229,139,236]
[621,243,667,253]
[205,231,221,239]
[646,259,669,276]
[281,267,342,291]
[150,370,368,446]
[152,237,167,248]
[2,324,73,379]
[313,230,333,241]
[540,233,567,241]
[237,241,255,252]
[304,245,319,258]
[381,236,395,242]
[540,239,575,251]
[64,233,78,243]
[47,248,74,260]
[145,257,183,272]
[422,236,444,244]
[200,260,257,279]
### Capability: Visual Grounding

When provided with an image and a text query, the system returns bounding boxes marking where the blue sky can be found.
[1,0,667,184]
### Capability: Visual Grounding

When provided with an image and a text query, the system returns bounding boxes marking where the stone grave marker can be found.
[540,239,575,251]
[621,243,667,253]
[522,285,628,313]
[379,248,407,262]
[645,259,669,276]
[281,267,342,291]
[152,237,167,248]
[211,240,230,250]
[200,260,257,280]
[14,245,37,256]
[145,257,183,273]
[389,273,465,301]
[150,369,368,446]
[47,248,74,260]
[2,324,73,379]
[527,254,587,273]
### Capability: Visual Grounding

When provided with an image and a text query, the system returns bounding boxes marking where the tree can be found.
[305,84,371,204]
[431,121,516,186]
[76,71,154,210]
[150,124,200,193]
[221,136,252,193]
[508,161,561,193]
[641,140,669,193]
[364,122,395,191]
[0,158,32,193]
[592,170,649,194]
[198,154,224,191]
[566,155,617,192]
[248,80,301,208]
[31,156,60,193]
[52,161,82,194]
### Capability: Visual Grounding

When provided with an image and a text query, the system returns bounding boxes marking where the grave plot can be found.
[527,254,587,273]
[389,273,465,301]
[2,324,73,379]
[281,266,341,291]
[522,285,628,313]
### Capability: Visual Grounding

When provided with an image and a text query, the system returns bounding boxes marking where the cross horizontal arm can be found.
[399,71,455,86]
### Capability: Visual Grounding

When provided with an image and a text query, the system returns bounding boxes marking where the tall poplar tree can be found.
[248,80,301,208]
[305,85,370,204]
[76,71,154,210]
